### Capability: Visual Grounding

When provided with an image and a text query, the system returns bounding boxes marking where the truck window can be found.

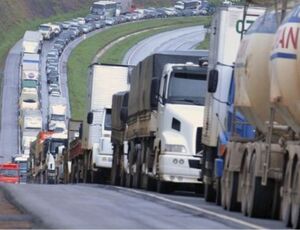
[168,72,207,106]
[162,75,168,99]
[104,109,112,131]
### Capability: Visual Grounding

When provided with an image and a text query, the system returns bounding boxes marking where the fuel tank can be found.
[234,11,283,133]
[270,4,300,134]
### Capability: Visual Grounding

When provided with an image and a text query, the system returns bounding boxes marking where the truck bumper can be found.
[95,154,113,169]
[158,154,202,184]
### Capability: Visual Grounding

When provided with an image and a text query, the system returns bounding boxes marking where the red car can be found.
[0,163,20,184]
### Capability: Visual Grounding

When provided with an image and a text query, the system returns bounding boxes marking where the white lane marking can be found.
[117,187,266,229]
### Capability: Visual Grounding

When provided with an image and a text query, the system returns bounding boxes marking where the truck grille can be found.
[196,127,202,153]
[188,159,201,169]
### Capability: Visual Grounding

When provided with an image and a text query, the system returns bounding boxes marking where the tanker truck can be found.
[203,1,300,228]
[110,51,208,193]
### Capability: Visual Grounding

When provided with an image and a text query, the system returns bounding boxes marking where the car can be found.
[46,64,59,75]
[105,17,116,26]
[48,83,59,93]
[47,51,59,60]
[75,17,86,25]
[61,21,72,29]
[68,27,80,37]
[93,20,105,29]
[47,73,59,84]
[81,25,90,34]
[49,88,61,97]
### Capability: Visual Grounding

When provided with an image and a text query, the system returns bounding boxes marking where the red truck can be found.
[0,163,20,184]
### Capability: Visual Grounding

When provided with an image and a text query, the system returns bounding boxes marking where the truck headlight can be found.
[165,144,186,153]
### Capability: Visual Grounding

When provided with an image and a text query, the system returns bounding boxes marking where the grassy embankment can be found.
[68,16,210,120]
[196,33,210,49]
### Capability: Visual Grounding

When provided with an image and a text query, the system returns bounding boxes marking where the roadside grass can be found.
[68,16,211,120]
[0,7,89,127]
[196,32,210,49]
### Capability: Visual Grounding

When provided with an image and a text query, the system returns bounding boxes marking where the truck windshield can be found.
[39,25,50,31]
[0,169,18,177]
[104,109,112,131]
[167,72,206,106]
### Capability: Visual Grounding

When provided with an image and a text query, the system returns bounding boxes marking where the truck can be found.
[21,53,40,83]
[30,131,67,184]
[22,31,42,54]
[12,155,29,184]
[39,23,55,40]
[200,4,265,203]
[174,0,201,10]
[48,96,68,133]
[0,163,20,184]
[69,64,129,183]
[202,1,300,228]
[110,51,208,193]
[19,88,39,111]
[19,109,42,155]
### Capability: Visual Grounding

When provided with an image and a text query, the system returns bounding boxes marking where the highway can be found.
[0,22,285,229]
[123,25,206,65]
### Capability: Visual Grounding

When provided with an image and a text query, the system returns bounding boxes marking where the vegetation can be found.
[196,33,210,50]
[68,16,210,119]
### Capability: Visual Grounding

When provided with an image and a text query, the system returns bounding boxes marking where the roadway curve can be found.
[123,25,206,65]
[0,20,285,229]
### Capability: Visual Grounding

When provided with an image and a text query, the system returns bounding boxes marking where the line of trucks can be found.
[54,1,300,228]
[18,0,300,227]
[17,25,68,184]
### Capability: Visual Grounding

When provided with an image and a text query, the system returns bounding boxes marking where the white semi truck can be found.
[39,23,55,40]
[22,31,42,54]
[19,109,42,155]
[110,51,208,193]
[21,53,40,82]
[48,96,68,133]
[69,64,130,183]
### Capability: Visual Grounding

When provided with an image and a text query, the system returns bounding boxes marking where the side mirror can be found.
[120,107,128,123]
[151,78,159,108]
[87,112,93,125]
[208,69,218,93]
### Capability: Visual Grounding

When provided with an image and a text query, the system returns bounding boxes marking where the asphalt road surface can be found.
[123,25,206,65]
[0,184,253,229]
[0,40,22,160]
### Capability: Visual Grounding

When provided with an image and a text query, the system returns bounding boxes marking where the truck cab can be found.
[154,63,207,185]
[39,23,55,40]
[94,108,113,169]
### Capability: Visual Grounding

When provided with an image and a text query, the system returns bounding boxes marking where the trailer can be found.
[22,31,42,54]
[69,64,129,183]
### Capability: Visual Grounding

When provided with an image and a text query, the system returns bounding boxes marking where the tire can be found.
[240,156,248,216]
[132,145,142,189]
[111,146,120,186]
[221,169,227,209]
[291,162,300,229]
[204,181,215,202]
[247,154,274,218]
[195,184,204,197]
[157,180,171,194]
[226,172,241,211]
[281,161,292,226]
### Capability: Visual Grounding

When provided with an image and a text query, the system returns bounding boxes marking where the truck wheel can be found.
[240,156,248,216]
[281,160,292,226]
[226,172,240,211]
[157,180,171,194]
[247,154,274,218]
[291,162,300,229]
[194,184,203,197]
[132,145,142,189]
[221,169,227,209]
[204,182,215,202]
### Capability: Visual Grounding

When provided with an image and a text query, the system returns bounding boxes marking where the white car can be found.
[49,88,61,97]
